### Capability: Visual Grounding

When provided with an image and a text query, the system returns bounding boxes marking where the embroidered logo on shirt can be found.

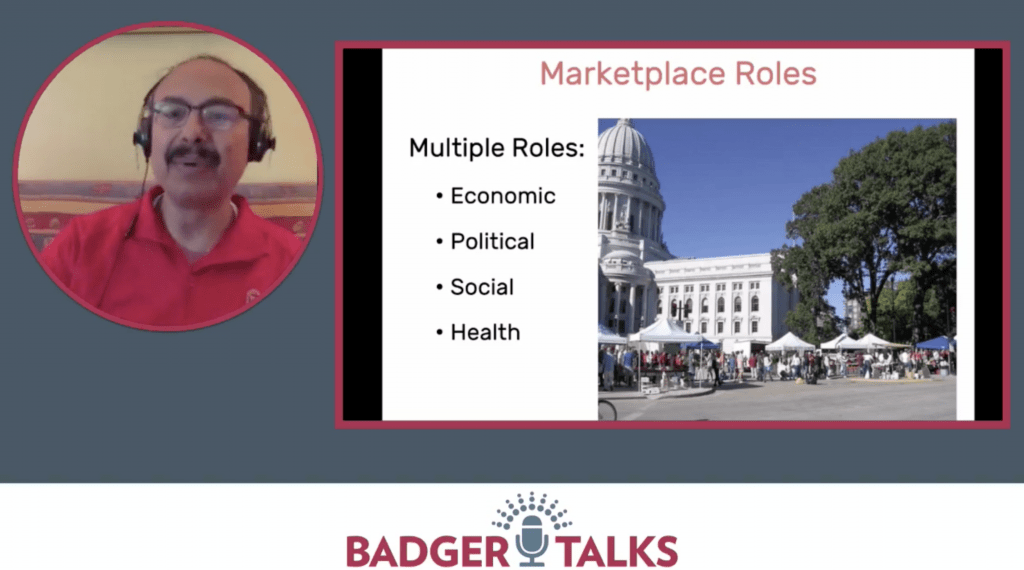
[246,288,261,304]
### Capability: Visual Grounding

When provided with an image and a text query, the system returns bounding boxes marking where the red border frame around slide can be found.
[335,41,1010,430]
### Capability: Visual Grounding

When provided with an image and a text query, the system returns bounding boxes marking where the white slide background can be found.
[379,49,975,421]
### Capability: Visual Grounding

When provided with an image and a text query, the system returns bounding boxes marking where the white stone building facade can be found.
[597,119,796,351]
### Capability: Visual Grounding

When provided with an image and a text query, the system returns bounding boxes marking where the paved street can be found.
[608,376,956,421]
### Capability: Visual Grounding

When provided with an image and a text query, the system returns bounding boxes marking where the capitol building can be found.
[597,119,798,352]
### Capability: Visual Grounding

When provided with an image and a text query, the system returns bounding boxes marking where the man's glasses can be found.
[151,100,254,131]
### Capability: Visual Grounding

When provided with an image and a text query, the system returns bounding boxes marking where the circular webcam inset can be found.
[14,22,322,331]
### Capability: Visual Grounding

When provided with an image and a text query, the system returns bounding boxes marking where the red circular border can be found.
[12,21,325,332]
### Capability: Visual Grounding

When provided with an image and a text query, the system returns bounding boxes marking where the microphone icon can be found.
[515,515,548,567]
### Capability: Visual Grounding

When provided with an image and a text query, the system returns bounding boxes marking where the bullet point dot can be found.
[436,192,442,199]
[437,238,442,244]
[436,284,443,290]
[436,329,443,335]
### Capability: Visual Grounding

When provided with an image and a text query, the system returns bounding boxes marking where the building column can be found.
[641,284,649,327]
[638,201,645,238]
[601,194,610,230]
[625,197,633,233]
[599,193,605,230]
[622,286,630,331]
[602,193,610,229]
[614,284,623,332]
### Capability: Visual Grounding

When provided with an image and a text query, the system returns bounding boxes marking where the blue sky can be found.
[598,118,951,317]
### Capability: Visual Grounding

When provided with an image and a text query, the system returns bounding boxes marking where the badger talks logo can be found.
[491,492,572,567]
[346,491,678,568]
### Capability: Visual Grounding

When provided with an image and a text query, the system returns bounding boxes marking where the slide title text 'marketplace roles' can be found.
[542,60,818,90]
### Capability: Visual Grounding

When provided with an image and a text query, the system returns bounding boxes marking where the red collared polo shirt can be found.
[40,186,302,328]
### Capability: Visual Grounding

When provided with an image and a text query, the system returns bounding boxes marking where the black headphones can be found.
[132,57,276,163]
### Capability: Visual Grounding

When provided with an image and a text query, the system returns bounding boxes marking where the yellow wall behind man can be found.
[18,31,318,184]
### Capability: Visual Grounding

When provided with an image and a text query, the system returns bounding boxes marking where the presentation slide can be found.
[337,44,1005,427]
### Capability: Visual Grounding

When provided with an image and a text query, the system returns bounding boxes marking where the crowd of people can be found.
[852,348,956,379]
[599,346,780,390]
[599,345,956,391]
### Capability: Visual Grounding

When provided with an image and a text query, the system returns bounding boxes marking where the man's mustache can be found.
[165,144,221,167]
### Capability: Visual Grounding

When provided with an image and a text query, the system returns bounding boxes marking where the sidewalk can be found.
[599,382,715,400]
[848,374,954,384]
[599,369,796,399]
[599,373,750,399]
[599,372,952,401]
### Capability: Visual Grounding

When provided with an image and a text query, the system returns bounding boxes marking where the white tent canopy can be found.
[858,333,906,349]
[820,333,849,350]
[765,332,816,353]
[598,323,628,345]
[834,336,874,350]
[628,317,702,344]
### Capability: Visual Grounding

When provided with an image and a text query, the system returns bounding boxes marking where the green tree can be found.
[774,122,956,343]
[863,279,952,343]
[863,279,913,343]
[771,243,840,345]
[886,123,957,343]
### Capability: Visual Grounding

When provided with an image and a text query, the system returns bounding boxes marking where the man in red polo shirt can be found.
[41,56,300,328]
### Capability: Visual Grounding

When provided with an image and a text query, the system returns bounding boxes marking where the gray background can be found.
[0,0,1016,482]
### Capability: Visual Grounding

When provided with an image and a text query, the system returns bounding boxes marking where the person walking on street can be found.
[711,352,720,386]
[601,347,616,392]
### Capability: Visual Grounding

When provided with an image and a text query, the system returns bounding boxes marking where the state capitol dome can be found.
[596,118,666,247]
[597,118,794,345]
[597,118,657,175]
[597,118,671,336]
